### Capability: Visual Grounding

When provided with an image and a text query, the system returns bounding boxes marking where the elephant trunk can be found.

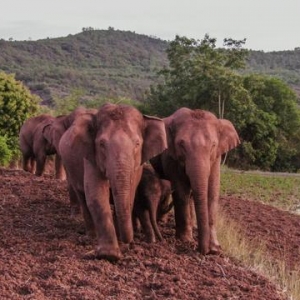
[186,158,210,255]
[109,158,134,244]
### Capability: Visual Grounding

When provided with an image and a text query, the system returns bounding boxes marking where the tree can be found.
[0,72,40,162]
[241,74,300,171]
[145,35,300,171]
[145,34,249,118]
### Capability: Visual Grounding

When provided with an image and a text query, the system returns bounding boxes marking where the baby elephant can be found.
[133,164,173,243]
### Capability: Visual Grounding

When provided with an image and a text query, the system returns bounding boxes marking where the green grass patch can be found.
[221,168,300,211]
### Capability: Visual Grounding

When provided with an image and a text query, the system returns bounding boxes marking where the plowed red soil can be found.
[1,168,297,299]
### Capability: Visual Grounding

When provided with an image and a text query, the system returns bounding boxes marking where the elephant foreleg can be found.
[35,153,46,176]
[208,157,221,254]
[75,189,95,237]
[55,154,66,180]
[138,209,156,243]
[172,182,193,242]
[84,158,121,261]
[22,153,35,173]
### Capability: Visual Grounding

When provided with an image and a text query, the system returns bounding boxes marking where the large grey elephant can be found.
[59,103,167,261]
[19,114,58,177]
[150,107,240,255]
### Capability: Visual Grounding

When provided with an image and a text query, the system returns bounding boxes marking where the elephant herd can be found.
[19,103,240,261]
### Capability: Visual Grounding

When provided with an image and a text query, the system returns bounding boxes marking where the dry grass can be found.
[217,210,300,300]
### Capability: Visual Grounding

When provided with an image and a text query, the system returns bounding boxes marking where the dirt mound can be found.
[0,168,288,299]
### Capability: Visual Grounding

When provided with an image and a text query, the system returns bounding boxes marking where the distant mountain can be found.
[1,28,300,105]
[246,49,300,99]
[0,28,169,105]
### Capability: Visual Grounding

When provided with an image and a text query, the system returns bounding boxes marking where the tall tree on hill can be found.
[145,34,249,120]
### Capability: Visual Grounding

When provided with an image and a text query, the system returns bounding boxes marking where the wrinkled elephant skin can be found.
[151,108,240,255]
[59,103,167,261]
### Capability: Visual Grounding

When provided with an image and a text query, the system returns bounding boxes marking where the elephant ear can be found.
[42,122,54,144]
[142,115,167,163]
[81,114,98,165]
[218,119,240,156]
[163,115,177,160]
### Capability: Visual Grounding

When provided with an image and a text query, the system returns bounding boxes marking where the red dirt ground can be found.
[1,168,297,300]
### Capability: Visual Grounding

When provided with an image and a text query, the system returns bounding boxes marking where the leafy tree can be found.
[145,35,300,172]
[0,72,40,161]
[241,74,300,171]
[146,34,249,118]
[53,89,85,115]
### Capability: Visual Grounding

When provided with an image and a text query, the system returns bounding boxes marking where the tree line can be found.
[1,34,300,172]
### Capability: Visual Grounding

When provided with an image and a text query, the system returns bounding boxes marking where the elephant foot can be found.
[145,235,156,243]
[208,244,222,255]
[198,243,222,255]
[95,245,122,262]
[176,231,194,243]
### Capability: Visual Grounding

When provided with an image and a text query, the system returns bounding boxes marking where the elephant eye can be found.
[178,140,185,149]
[99,139,106,148]
[135,139,141,149]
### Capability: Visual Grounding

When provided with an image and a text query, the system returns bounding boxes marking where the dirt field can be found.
[1,168,298,299]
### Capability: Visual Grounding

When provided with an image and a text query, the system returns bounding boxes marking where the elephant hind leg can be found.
[22,153,35,173]
[35,154,46,176]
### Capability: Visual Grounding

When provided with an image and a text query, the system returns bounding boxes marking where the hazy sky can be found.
[0,0,299,51]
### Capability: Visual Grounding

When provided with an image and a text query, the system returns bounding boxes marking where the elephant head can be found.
[82,103,167,260]
[43,107,96,152]
[42,107,98,180]
[163,107,240,254]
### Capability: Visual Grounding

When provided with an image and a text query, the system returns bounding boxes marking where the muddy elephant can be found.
[59,103,167,261]
[19,114,58,177]
[133,164,172,243]
[42,107,98,181]
[150,108,240,255]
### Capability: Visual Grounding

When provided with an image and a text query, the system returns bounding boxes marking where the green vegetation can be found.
[1,29,300,172]
[0,29,169,106]
[0,72,40,164]
[221,167,300,211]
[145,35,300,172]
[1,29,300,107]
[0,136,12,166]
[219,168,300,300]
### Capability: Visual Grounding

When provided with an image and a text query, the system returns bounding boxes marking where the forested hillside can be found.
[1,28,300,105]
[246,49,300,98]
[0,28,168,105]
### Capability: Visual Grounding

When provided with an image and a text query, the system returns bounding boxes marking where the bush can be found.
[0,136,12,167]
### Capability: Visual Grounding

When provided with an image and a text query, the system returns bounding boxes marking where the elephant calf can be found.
[133,164,173,243]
